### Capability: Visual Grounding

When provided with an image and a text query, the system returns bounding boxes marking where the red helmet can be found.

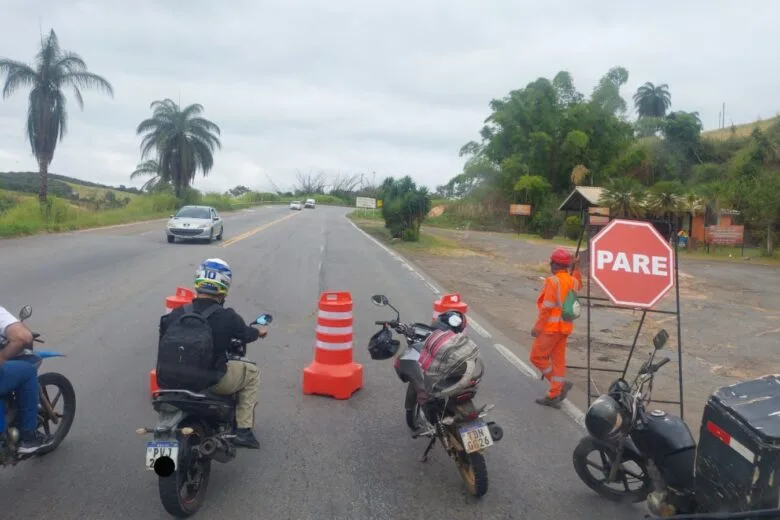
[550,247,573,265]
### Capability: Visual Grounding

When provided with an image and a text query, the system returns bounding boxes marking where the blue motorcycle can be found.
[0,305,76,465]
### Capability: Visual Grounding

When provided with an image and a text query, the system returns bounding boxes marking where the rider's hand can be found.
[253,325,269,337]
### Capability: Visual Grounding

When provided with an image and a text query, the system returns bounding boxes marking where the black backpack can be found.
[156,303,221,391]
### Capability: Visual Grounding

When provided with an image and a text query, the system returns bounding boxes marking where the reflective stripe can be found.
[551,376,566,382]
[542,301,557,309]
[548,316,561,322]
[541,367,552,374]
[318,310,352,320]
[315,340,352,351]
[315,325,353,335]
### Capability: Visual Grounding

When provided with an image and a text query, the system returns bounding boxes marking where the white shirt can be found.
[0,305,20,340]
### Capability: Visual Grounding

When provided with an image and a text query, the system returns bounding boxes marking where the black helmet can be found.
[584,395,630,442]
[368,328,400,360]
[436,311,466,333]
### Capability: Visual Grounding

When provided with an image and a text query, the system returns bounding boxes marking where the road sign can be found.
[705,225,744,246]
[589,219,675,309]
[376,199,383,208]
[509,204,531,216]
[355,197,376,209]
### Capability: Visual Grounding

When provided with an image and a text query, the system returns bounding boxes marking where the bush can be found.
[530,196,564,239]
[564,215,582,240]
[379,176,432,242]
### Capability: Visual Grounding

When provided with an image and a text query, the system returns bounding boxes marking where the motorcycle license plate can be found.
[145,440,179,471]
[458,421,494,454]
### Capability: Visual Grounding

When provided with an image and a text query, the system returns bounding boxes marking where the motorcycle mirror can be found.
[255,314,273,326]
[19,305,32,321]
[653,329,669,350]
[370,294,389,307]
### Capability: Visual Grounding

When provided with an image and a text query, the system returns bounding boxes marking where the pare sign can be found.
[589,219,675,309]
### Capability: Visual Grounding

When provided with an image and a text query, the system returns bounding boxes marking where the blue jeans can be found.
[0,360,39,434]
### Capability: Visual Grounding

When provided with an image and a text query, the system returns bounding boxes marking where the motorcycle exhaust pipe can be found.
[487,421,504,442]
[197,436,234,463]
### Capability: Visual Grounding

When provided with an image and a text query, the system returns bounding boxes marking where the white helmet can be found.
[194,258,232,296]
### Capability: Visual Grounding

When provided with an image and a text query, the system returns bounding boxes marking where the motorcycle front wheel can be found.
[158,421,212,518]
[572,435,651,503]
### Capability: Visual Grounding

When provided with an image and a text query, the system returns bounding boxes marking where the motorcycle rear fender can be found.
[153,405,186,439]
[589,434,645,462]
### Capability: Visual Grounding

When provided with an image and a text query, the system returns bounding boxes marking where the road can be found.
[0,206,642,520]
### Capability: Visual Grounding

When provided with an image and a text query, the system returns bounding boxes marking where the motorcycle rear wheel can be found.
[158,421,212,518]
[572,435,651,503]
[35,372,76,456]
[456,451,488,498]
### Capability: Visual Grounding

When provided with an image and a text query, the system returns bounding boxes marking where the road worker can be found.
[529,247,582,408]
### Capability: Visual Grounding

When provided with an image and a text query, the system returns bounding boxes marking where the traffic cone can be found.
[302,291,363,400]
[151,287,197,398]
[432,293,469,331]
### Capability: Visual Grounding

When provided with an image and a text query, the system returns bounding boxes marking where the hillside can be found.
[0,171,142,200]
[702,115,780,141]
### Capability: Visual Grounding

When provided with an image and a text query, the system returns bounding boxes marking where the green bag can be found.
[561,287,581,322]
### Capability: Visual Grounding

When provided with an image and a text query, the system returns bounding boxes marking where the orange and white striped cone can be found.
[302,291,363,400]
[432,293,469,332]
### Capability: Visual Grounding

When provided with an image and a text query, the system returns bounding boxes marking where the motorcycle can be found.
[137,313,272,518]
[369,294,503,498]
[0,305,77,465]
[573,329,780,517]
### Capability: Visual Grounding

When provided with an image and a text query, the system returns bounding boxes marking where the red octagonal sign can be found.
[589,219,675,309]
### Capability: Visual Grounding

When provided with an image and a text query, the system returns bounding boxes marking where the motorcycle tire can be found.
[456,451,488,498]
[35,372,76,456]
[572,435,651,503]
[158,421,212,518]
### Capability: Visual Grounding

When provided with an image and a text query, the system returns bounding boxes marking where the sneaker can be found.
[18,431,53,455]
[232,428,260,449]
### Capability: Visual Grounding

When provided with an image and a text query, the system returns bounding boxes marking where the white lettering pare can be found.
[596,251,669,276]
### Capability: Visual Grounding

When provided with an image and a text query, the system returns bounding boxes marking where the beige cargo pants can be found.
[209,360,260,429]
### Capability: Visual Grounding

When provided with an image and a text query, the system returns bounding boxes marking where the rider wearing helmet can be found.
[158,258,266,449]
[0,306,52,453]
[529,247,582,408]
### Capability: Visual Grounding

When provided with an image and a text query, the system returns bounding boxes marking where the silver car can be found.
[166,205,224,244]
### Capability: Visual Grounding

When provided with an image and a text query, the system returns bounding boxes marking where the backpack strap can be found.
[199,303,222,320]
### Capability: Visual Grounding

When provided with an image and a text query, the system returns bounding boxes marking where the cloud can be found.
[0,0,778,192]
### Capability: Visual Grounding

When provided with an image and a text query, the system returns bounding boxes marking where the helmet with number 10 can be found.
[194,258,233,296]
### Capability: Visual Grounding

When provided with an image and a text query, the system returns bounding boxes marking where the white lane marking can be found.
[348,220,440,295]
[348,215,587,429]
[468,319,491,339]
[493,343,586,429]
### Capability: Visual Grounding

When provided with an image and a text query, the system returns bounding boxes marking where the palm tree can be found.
[136,99,221,198]
[633,82,672,119]
[646,181,685,224]
[600,177,646,218]
[0,29,114,203]
[130,159,168,192]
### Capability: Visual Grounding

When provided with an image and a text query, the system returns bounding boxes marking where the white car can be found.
[166,205,224,244]
[289,201,302,210]
[304,198,315,209]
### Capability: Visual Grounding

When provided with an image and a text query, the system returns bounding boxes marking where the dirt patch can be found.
[360,223,780,437]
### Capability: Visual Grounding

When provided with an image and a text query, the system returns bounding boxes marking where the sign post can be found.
[567,218,685,419]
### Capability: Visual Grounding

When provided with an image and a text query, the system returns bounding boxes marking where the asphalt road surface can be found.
[0,206,642,520]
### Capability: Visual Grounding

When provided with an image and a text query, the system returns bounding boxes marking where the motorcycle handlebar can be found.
[651,357,671,372]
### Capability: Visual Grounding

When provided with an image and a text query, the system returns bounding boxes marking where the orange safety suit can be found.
[529,265,582,399]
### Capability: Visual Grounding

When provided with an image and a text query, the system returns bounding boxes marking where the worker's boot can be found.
[535,395,563,408]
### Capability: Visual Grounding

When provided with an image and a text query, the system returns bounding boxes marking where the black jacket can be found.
[159,297,260,379]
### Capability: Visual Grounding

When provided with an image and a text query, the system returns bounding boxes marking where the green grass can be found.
[679,245,780,266]
[347,213,459,253]
[702,116,779,142]
[64,182,141,201]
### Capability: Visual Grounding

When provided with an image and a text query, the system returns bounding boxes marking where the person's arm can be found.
[228,309,263,343]
[572,259,583,291]
[532,278,557,336]
[0,309,33,366]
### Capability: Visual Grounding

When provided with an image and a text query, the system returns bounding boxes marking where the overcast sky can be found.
[0,1,777,193]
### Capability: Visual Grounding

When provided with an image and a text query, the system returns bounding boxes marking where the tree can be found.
[633,82,672,118]
[294,171,327,195]
[136,99,221,198]
[130,159,167,192]
[601,177,646,218]
[646,180,685,222]
[513,174,551,209]
[590,66,629,116]
[0,29,114,202]
[379,176,432,241]
[228,185,250,197]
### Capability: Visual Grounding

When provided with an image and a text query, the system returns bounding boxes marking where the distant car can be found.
[166,205,223,244]
[304,198,315,209]
[290,201,302,210]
